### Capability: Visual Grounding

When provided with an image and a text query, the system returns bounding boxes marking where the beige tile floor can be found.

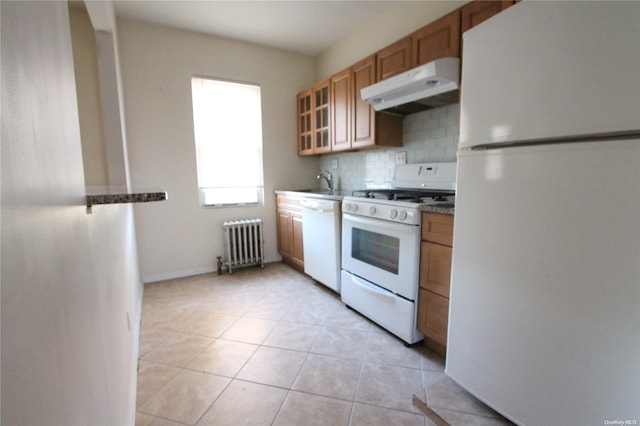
[136,262,512,426]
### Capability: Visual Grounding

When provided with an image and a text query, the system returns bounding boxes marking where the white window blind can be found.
[191,76,264,207]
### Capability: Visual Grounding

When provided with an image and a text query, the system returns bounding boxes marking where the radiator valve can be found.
[216,256,223,275]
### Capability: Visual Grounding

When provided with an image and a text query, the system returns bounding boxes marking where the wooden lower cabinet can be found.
[276,194,304,271]
[419,241,452,298]
[418,288,449,347]
[291,214,304,268]
[418,212,454,356]
[277,209,293,258]
[422,212,454,246]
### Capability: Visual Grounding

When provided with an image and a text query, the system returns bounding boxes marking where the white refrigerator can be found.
[446,2,640,426]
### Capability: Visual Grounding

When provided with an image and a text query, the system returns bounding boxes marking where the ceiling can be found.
[113,1,395,56]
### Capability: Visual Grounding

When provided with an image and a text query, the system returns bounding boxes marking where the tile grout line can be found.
[226,278,334,425]
[246,293,309,426]
[346,327,374,425]
[138,265,479,425]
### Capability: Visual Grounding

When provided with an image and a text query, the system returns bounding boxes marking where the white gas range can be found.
[340,162,456,345]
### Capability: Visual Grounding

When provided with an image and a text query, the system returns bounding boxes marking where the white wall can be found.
[1,2,141,424]
[69,5,109,187]
[317,1,465,79]
[120,2,467,282]
[118,18,318,282]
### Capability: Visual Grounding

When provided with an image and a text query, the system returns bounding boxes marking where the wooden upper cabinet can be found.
[297,89,313,156]
[376,36,412,81]
[300,57,402,156]
[339,55,403,152]
[375,8,465,81]
[297,80,331,156]
[412,9,461,67]
[299,1,507,156]
[330,67,351,152]
[418,287,449,346]
[351,55,376,149]
[461,0,514,33]
[312,80,331,154]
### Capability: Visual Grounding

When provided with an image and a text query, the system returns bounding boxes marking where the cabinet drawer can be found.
[417,288,449,346]
[277,194,303,213]
[419,241,452,297]
[422,212,454,246]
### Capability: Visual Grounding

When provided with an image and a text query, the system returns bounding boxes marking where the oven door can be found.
[341,213,421,300]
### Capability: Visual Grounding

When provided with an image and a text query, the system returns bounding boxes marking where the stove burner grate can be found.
[351,188,454,203]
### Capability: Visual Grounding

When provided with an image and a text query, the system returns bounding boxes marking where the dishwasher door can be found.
[301,198,341,293]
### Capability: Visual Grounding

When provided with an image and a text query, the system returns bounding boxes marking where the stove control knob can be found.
[344,203,351,212]
[390,209,398,219]
[398,210,408,221]
[369,206,377,215]
[351,203,358,212]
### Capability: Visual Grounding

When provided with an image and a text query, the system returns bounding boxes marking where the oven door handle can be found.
[349,274,395,300]
[343,213,416,234]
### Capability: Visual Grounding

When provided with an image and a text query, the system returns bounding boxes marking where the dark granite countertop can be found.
[422,203,454,215]
[86,186,167,212]
[276,190,455,215]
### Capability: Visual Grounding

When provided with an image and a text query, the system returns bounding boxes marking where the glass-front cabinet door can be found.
[313,80,331,154]
[297,89,313,156]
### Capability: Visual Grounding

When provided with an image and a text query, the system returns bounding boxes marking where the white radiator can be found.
[222,218,264,274]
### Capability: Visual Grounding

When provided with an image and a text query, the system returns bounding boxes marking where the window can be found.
[191,76,264,207]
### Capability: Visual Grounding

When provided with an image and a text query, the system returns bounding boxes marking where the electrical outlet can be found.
[331,158,339,169]
[395,151,407,165]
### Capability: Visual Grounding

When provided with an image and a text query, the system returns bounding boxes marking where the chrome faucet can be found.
[317,170,334,192]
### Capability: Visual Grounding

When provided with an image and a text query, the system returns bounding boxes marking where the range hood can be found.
[361,57,460,116]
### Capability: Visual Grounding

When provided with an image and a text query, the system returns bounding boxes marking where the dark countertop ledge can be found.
[422,203,455,215]
[86,186,167,212]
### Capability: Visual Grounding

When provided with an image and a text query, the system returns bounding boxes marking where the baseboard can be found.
[142,256,283,284]
[142,267,216,284]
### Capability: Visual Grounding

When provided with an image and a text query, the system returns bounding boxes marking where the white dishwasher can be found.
[301,197,341,293]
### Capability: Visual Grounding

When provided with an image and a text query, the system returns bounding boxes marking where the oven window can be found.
[351,228,399,274]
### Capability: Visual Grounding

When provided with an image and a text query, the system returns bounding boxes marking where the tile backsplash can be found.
[318,103,459,190]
